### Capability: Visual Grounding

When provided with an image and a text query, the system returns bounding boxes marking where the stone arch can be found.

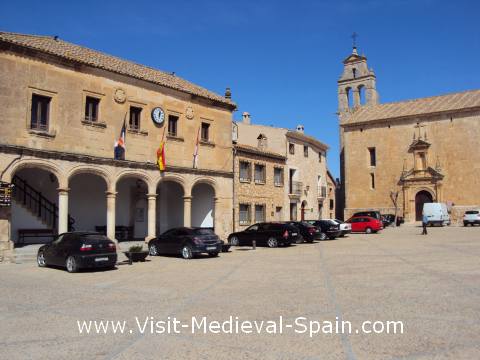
[156,175,186,232]
[345,87,353,109]
[191,178,217,228]
[7,158,64,186]
[301,200,308,221]
[67,165,112,190]
[358,84,366,105]
[191,177,218,196]
[155,174,187,193]
[114,169,152,192]
[415,189,434,221]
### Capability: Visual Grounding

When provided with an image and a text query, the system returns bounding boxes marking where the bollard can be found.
[252,240,256,250]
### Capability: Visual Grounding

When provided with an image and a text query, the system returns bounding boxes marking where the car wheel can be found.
[37,251,46,267]
[319,232,327,241]
[297,234,304,243]
[66,256,78,273]
[181,246,193,260]
[267,237,278,248]
[328,236,336,240]
[229,236,239,246]
[208,252,219,257]
[149,244,159,256]
[365,227,372,234]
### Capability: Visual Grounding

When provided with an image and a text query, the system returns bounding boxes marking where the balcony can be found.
[289,181,303,198]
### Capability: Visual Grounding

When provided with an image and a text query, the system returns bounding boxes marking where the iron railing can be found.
[12,175,75,232]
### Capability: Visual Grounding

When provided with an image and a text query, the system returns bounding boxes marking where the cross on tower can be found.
[351,32,358,48]
[414,123,426,139]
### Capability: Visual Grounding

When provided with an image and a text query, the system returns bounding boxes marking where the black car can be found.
[305,220,342,240]
[228,222,298,248]
[284,221,319,243]
[148,227,222,259]
[381,214,405,227]
[37,232,117,273]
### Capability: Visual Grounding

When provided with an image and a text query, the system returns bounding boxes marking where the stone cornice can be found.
[0,144,233,178]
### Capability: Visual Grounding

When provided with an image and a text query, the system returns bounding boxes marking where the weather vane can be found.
[351,32,358,48]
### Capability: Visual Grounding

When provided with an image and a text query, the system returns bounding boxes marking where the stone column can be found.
[106,191,116,241]
[146,193,157,242]
[213,197,220,232]
[353,89,360,108]
[57,188,69,234]
[183,196,192,227]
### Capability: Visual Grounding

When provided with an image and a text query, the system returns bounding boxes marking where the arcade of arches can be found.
[0,155,232,249]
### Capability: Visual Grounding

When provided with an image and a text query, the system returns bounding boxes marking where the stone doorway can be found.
[415,190,433,221]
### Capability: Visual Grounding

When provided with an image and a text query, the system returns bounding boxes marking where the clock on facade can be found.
[151,107,165,125]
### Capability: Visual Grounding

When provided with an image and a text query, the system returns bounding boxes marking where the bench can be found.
[17,228,56,246]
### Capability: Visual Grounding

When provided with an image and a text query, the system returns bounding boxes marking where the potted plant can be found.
[124,244,148,264]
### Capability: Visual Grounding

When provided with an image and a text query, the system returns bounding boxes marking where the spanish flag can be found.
[157,141,166,171]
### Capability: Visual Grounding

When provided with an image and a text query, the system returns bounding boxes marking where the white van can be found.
[422,203,451,226]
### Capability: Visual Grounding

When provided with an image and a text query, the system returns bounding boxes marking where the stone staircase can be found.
[11,244,43,264]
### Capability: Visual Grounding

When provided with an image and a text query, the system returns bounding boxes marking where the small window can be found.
[368,147,376,167]
[239,161,251,182]
[129,106,142,131]
[329,199,334,210]
[370,173,375,189]
[352,68,357,78]
[168,115,179,137]
[85,96,100,122]
[274,168,284,186]
[31,94,51,131]
[303,145,309,157]
[201,122,210,142]
[319,152,322,163]
[255,204,266,222]
[254,164,266,184]
[289,143,295,155]
[239,204,251,225]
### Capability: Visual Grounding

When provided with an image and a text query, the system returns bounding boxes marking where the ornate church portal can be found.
[399,125,444,222]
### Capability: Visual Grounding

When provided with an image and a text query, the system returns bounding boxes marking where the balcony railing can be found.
[289,181,303,196]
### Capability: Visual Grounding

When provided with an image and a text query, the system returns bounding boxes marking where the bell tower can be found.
[338,39,378,113]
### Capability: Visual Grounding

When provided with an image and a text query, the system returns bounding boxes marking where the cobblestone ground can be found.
[1,225,479,360]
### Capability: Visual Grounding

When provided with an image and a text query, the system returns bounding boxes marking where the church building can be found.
[338,46,480,222]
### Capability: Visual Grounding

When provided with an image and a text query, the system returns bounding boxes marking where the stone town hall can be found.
[338,46,480,222]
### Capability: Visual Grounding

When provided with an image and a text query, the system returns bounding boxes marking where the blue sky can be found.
[2,0,479,177]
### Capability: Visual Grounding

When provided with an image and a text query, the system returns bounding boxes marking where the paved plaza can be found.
[1,225,479,359]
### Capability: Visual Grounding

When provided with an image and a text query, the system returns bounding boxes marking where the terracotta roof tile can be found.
[0,32,236,109]
[235,143,286,160]
[286,131,329,151]
[346,89,480,124]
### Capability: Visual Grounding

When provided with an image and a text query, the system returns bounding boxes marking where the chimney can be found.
[242,112,251,124]
[225,87,232,99]
[296,124,305,133]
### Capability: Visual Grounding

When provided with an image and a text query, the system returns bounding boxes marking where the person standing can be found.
[422,213,428,235]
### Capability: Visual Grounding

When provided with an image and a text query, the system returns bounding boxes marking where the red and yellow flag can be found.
[157,141,166,171]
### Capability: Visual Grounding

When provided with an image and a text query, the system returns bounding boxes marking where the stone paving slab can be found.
[0,225,479,359]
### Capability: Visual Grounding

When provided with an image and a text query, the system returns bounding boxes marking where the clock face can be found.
[151,107,165,125]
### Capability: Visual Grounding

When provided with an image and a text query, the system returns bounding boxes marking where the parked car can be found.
[381,214,405,227]
[284,221,319,243]
[228,222,298,247]
[331,219,352,236]
[305,220,342,240]
[148,227,222,259]
[463,210,480,226]
[37,232,117,273]
[346,216,383,234]
[352,210,382,221]
[423,203,451,226]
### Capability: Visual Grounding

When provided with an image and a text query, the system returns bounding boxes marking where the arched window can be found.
[358,85,366,105]
[346,87,353,108]
[352,68,357,79]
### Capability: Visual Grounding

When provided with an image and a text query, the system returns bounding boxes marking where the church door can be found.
[415,190,433,221]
